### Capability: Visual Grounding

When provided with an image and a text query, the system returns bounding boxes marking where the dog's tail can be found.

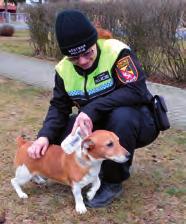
[16,135,27,148]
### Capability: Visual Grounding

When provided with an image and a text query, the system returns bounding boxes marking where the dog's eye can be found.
[107,141,114,148]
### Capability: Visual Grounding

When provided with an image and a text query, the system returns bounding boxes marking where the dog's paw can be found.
[75,203,87,214]
[86,190,96,201]
[19,192,28,199]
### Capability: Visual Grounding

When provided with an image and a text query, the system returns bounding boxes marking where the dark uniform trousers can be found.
[56,105,159,184]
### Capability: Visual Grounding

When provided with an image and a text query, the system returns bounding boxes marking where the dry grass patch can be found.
[0,30,33,56]
[0,75,185,224]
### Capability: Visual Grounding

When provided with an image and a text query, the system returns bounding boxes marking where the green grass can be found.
[0,30,33,56]
[13,30,30,38]
[166,187,186,197]
[0,76,186,224]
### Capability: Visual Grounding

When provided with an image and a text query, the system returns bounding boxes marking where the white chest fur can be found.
[71,159,102,214]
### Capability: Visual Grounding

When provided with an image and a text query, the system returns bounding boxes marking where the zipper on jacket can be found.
[83,72,89,100]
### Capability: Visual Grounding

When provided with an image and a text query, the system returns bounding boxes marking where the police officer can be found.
[28,10,159,208]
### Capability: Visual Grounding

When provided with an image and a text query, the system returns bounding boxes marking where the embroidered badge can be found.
[115,56,138,84]
[94,71,111,84]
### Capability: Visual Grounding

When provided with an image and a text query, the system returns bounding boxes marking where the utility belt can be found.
[149,94,170,131]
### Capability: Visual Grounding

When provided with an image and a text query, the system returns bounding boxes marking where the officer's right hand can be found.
[27,137,49,159]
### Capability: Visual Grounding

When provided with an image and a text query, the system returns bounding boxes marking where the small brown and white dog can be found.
[11,130,130,214]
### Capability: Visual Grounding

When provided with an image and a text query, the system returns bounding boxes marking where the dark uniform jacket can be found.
[38,44,152,143]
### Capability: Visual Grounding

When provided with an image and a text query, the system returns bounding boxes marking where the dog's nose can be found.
[126,152,130,159]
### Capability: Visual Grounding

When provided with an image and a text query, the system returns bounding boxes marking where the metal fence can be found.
[0,12,28,24]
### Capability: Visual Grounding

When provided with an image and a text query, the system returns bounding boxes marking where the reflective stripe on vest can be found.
[55,39,130,100]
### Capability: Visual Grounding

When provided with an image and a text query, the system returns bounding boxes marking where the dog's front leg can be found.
[72,182,87,214]
[87,176,101,201]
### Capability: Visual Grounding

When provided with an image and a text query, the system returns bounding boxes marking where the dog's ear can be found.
[81,137,95,150]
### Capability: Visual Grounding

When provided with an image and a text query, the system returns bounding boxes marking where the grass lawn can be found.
[0,30,33,56]
[0,75,186,224]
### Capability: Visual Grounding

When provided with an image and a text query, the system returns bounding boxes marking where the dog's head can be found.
[81,130,130,163]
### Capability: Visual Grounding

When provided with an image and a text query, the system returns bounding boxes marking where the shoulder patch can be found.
[115,56,138,84]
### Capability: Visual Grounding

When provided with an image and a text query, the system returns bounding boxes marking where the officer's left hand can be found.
[71,112,93,137]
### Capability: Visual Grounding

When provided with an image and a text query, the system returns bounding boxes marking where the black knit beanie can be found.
[55,10,98,56]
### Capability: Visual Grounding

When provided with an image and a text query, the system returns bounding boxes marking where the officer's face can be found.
[67,44,97,70]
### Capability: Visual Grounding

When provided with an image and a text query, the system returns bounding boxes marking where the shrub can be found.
[157,0,186,81]
[25,1,126,59]
[25,0,186,81]
[118,0,163,76]
[0,24,15,36]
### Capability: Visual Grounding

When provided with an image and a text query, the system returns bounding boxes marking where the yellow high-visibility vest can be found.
[55,39,130,100]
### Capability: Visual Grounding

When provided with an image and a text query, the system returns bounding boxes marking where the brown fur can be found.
[15,130,128,186]
[15,138,88,185]
[94,20,113,39]
[96,27,113,39]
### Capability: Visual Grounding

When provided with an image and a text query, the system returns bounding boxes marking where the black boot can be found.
[84,181,123,208]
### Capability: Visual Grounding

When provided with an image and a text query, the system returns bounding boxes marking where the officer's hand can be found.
[27,137,49,159]
[72,112,93,137]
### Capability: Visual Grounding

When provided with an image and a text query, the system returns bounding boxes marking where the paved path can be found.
[0,51,55,89]
[0,51,186,131]
[0,23,29,31]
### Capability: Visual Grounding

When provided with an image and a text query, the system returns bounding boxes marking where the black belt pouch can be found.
[151,95,170,131]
